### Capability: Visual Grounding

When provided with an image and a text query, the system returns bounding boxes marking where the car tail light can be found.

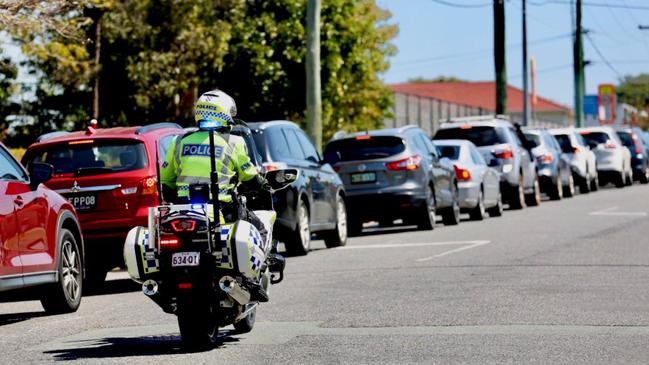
[492,148,514,159]
[453,165,471,181]
[386,155,422,171]
[537,154,553,164]
[178,282,193,289]
[604,140,617,149]
[170,219,196,233]
[159,235,180,250]
[355,135,371,140]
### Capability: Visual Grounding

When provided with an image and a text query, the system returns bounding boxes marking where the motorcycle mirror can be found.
[265,169,299,191]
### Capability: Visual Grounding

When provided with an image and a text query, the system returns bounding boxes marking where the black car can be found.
[323,125,460,235]
[248,121,347,255]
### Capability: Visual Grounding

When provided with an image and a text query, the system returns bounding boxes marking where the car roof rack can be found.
[36,131,70,142]
[446,114,510,123]
[135,122,183,135]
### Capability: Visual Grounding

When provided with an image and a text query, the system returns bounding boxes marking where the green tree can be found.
[15,0,397,146]
[617,74,649,129]
[407,75,464,83]
[0,50,18,142]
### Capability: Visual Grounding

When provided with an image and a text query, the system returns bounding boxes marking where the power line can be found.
[430,0,492,8]
[527,0,649,11]
[392,33,572,68]
[584,32,622,78]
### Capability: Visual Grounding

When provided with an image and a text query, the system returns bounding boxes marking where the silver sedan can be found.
[434,139,503,220]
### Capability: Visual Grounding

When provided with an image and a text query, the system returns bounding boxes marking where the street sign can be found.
[583,95,598,116]
[597,84,616,125]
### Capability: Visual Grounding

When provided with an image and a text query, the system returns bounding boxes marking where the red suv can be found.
[0,143,84,313]
[23,122,184,286]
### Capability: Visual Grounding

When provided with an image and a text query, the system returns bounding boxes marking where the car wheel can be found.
[525,175,541,206]
[641,166,649,184]
[441,183,461,225]
[285,200,310,256]
[579,171,590,194]
[468,188,486,221]
[590,172,599,191]
[548,177,563,201]
[625,169,633,186]
[417,186,436,230]
[563,173,575,198]
[324,195,348,248]
[40,228,82,314]
[508,174,526,210]
[615,171,625,188]
[487,191,503,217]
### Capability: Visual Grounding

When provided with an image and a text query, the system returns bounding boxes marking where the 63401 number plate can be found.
[171,252,200,267]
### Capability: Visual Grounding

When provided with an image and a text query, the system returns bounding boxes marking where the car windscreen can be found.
[435,145,460,160]
[26,139,148,176]
[433,126,507,147]
[580,132,610,145]
[616,131,635,147]
[523,133,541,147]
[324,136,406,163]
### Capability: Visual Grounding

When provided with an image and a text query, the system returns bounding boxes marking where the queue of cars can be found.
[1,115,648,313]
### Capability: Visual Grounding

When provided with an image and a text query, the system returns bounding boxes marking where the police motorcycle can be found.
[123,120,296,349]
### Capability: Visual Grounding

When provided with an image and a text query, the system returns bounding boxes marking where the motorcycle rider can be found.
[160,89,269,301]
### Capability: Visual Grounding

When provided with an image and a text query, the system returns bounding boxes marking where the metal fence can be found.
[386,93,572,135]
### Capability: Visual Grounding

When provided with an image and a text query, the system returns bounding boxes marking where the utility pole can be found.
[494,0,507,115]
[573,0,585,127]
[306,0,322,152]
[522,0,529,126]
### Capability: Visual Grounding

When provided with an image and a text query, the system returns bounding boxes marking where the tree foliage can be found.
[617,74,649,129]
[6,0,397,147]
[407,75,464,83]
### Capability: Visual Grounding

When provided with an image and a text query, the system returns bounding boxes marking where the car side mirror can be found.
[265,169,299,191]
[29,162,53,189]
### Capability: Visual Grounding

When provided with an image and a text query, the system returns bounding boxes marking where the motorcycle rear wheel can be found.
[233,306,257,334]
[177,302,219,350]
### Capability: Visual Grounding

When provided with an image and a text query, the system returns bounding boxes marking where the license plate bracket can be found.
[171,252,201,267]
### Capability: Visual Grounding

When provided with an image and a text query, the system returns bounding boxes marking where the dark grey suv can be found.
[323,125,460,235]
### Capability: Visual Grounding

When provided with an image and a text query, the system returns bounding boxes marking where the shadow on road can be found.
[43,330,241,360]
[0,311,47,326]
[83,279,141,297]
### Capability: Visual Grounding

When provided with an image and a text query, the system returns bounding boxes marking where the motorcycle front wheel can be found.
[177,301,219,350]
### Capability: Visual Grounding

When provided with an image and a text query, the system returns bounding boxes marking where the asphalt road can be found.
[2,184,649,364]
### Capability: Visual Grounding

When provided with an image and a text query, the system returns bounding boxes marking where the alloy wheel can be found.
[61,238,81,303]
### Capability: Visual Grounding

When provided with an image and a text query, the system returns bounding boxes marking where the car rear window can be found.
[434,126,507,147]
[553,134,573,150]
[324,136,406,163]
[436,145,460,160]
[580,132,610,145]
[26,139,148,176]
[523,133,541,148]
[616,131,635,147]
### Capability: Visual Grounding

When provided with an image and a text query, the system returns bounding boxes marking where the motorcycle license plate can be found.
[171,252,200,267]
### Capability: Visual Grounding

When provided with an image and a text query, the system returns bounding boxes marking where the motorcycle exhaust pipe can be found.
[142,279,159,296]
[219,276,250,305]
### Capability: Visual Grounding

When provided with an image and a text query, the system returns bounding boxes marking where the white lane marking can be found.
[589,206,648,217]
[338,240,490,250]
[415,241,491,262]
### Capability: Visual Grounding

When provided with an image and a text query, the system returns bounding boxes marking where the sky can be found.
[377,0,649,108]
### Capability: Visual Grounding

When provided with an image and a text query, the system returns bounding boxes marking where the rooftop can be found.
[389,81,570,113]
